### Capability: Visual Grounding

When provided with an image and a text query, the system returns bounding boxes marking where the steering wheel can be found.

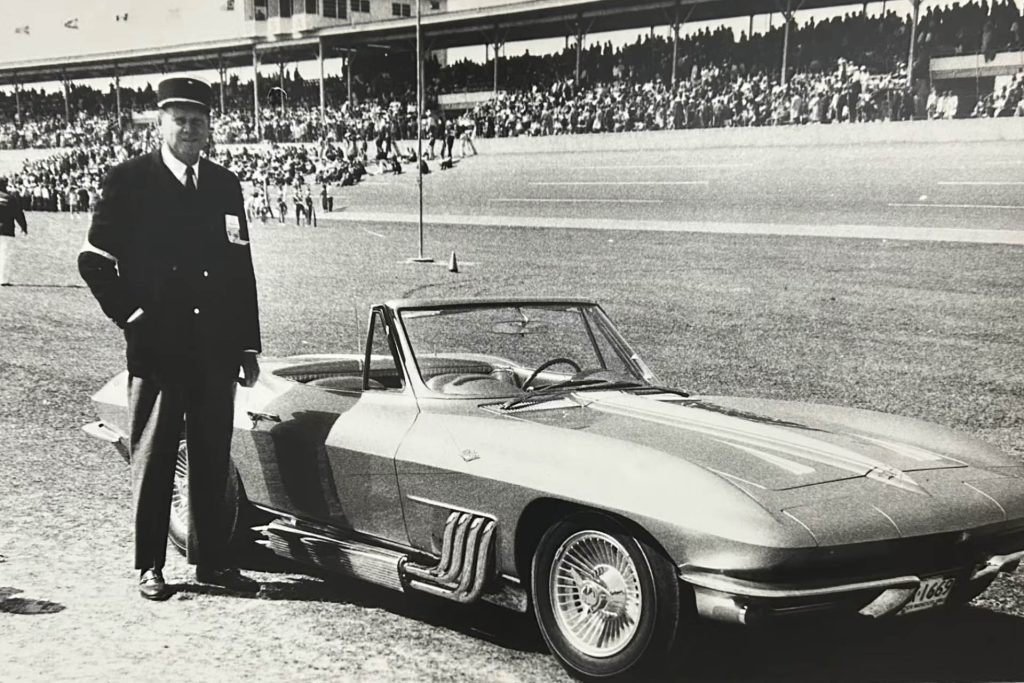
[522,357,582,391]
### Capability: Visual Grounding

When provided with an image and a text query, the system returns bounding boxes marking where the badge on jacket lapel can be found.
[225,214,248,245]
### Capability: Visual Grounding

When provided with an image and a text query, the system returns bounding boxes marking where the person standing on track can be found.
[0,177,28,287]
[78,77,262,601]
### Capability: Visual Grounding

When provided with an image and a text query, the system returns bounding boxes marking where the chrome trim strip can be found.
[405,494,497,521]
[679,567,920,599]
[435,512,460,576]
[971,549,1024,581]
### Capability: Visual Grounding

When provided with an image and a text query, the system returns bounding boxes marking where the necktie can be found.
[185,166,196,192]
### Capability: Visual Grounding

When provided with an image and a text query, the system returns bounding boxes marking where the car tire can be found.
[168,438,243,554]
[531,513,684,681]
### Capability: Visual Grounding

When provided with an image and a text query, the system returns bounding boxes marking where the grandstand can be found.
[1,0,1022,211]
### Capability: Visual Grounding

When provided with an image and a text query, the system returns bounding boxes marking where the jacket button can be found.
[171,265,178,272]
[193,308,200,315]
[203,271,209,277]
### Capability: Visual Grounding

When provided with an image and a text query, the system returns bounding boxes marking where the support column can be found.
[493,36,503,93]
[278,62,286,116]
[749,14,754,39]
[347,50,354,108]
[252,48,261,140]
[671,13,681,87]
[62,74,71,123]
[575,20,584,84]
[318,37,326,129]
[14,80,21,122]
[667,1,695,88]
[907,0,921,93]
[781,0,793,85]
[218,57,226,115]
[114,68,122,125]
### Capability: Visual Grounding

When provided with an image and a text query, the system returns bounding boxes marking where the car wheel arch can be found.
[513,498,676,589]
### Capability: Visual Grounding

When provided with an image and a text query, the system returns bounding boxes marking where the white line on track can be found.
[890,202,1024,210]
[361,227,387,238]
[937,181,1024,186]
[328,212,1024,245]
[530,181,709,186]
[492,198,664,204]
[583,164,752,169]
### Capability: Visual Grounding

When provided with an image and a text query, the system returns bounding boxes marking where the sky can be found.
[0,0,954,94]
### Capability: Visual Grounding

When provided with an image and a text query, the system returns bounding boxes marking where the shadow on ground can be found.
[672,607,1024,682]
[207,542,1024,680]
[0,587,66,615]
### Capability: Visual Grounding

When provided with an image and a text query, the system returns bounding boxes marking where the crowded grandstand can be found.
[1,0,1022,214]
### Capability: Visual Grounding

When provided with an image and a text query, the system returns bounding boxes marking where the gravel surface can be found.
[1,135,1023,681]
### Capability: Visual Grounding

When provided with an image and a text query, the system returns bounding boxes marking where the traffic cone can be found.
[447,251,459,273]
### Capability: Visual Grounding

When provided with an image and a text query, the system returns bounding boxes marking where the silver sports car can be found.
[85,298,1024,680]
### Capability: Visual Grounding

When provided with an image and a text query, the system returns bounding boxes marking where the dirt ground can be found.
[2,136,1023,681]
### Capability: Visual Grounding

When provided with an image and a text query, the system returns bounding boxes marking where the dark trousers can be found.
[128,370,236,570]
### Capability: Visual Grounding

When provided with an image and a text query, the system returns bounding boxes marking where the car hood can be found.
[499,390,1016,493]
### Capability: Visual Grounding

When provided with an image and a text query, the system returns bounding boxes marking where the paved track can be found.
[325,138,1024,242]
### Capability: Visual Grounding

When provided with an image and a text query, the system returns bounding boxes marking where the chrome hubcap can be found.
[550,530,642,658]
[170,441,189,530]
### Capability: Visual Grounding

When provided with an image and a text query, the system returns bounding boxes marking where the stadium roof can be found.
[0,0,869,87]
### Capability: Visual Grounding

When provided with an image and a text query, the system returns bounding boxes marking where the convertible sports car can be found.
[85,298,1024,680]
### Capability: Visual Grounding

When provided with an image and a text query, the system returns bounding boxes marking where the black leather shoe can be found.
[195,567,259,593]
[139,568,173,601]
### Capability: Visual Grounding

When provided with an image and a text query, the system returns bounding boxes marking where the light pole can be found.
[410,0,433,263]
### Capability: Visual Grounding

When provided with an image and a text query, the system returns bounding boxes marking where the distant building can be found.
[244,0,448,36]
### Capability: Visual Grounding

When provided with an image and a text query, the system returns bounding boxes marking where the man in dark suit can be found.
[0,176,28,286]
[79,77,262,601]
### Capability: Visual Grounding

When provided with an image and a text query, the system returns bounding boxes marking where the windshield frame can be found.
[391,300,658,399]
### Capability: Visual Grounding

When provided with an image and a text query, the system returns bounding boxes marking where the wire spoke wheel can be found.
[532,513,684,681]
[170,440,190,540]
[551,531,643,657]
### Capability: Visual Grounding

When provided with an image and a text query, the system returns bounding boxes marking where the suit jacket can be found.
[79,150,261,378]
[0,189,27,237]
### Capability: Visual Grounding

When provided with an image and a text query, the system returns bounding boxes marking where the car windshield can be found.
[398,303,654,398]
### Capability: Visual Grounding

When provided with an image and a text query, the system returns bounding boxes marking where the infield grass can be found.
[0,207,1022,681]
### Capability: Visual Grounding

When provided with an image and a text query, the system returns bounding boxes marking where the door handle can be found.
[247,411,281,429]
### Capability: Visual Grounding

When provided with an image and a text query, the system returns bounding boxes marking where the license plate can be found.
[898,575,956,615]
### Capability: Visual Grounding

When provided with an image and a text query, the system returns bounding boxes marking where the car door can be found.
[322,307,417,543]
[232,309,414,544]
[233,380,357,526]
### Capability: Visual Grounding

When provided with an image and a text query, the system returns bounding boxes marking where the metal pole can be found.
[253,48,261,140]
[781,0,792,85]
[907,0,921,96]
[749,14,754,39]
[318,37,326,130]
[411,0,431,262]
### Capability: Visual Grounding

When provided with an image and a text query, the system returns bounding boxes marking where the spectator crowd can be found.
[1,0,1022,210]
